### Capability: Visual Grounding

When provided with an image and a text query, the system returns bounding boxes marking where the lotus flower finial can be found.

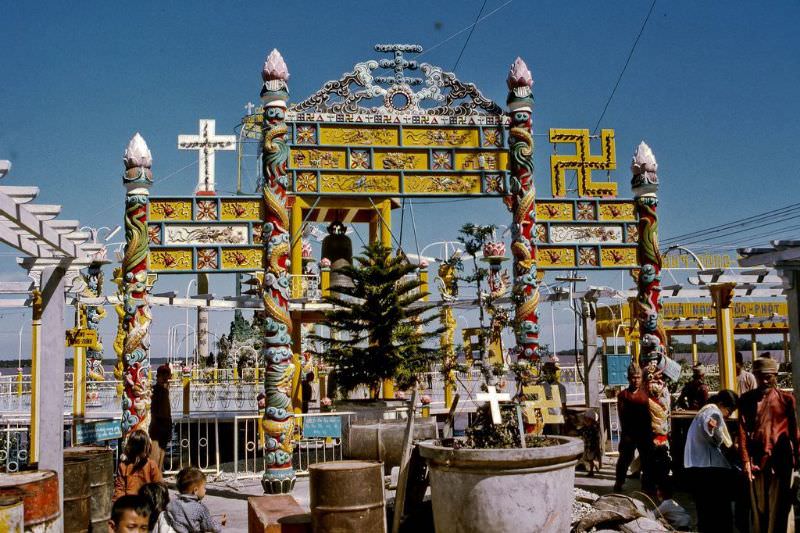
[262,49,290,82]
[631,141,659,192]
[123,132,152,169]
[507,57,533,91]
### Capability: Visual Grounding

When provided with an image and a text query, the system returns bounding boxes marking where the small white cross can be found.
[477,386,511,424]
[244,102,256,115]
[178,119,236,196]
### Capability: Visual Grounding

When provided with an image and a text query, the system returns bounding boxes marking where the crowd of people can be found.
[615,352,799,532]
[109,363,225,532]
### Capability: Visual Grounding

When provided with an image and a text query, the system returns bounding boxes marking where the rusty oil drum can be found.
[0,470,60,531]
[63,456,91,533]
[0,493,24,532]
[310,460,386,533]
[65,446,114,532]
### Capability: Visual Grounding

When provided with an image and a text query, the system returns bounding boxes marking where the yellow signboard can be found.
[598,301,788,323]
[66,328,98,348]
[662,253,736,270]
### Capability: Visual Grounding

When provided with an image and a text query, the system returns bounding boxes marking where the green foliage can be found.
[311,243,442,394]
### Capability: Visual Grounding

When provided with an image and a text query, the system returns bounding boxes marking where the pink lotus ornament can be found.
[483,240,506,259]
[419,259,429,268]
[301,240,313,260]
[320,257,331,268]
[262,49,290,82]
[420,395,432,405]
[507,57,533,94]
[123,133,153,169]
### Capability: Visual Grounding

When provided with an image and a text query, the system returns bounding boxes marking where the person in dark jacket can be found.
[614,363,652,492]
[149,364,173,470]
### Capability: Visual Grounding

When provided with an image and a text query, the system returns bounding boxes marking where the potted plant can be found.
[310,243,442,470]
[418,220,582,532]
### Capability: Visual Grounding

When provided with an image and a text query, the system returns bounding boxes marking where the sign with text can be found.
[65,328,98,348]
[74,418,122,445]
[301,415,342,439]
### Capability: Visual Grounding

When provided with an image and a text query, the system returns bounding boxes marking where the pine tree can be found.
[311,243,442,395]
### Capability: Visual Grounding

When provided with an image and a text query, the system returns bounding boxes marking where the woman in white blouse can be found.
[683,389,739,532]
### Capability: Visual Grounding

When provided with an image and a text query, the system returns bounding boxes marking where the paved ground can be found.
[195,458,705,532]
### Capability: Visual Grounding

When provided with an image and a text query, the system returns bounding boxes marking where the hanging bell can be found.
[320,221,353,289]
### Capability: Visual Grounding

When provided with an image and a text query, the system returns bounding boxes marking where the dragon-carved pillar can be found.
[506,58,540,384]
[259,48,296,494]
[121,133,154,438]
[83,262,107,402]
[631,142,665,367]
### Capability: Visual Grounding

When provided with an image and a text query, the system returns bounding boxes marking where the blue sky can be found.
[0,1,798,360]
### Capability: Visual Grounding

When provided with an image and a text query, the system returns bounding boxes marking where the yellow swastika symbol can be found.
[550,128,617,198]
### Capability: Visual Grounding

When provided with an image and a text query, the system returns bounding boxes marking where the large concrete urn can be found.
[418,436,583,533]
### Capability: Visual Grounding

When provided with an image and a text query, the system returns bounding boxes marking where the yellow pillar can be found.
[368,218,379,246]
[627,297,640,364]
[182,370,191,417]
[419,271,429,301]
[16,369,22,397]
[691,334,699,366]
[72,346,86,419]
[290,318,303,415]
[382,378,395,399]
[72,306,87,419]
[380,200,392,247]
[29,290,42,464]
[320,269,331,298]
[751,333,758,361]
[710,283,737,392]
[290,200,304,298]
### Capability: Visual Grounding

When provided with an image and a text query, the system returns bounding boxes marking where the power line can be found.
[662,202,800,245]
[451,0,489,73]
[675,212,800,247]
[418,0,513,59]
[592,0,658,134]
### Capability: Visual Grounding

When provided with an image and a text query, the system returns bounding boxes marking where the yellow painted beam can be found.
[691,334,699,366]
[291,321,303,415]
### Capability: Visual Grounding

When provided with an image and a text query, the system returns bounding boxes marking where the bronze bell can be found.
[320,221,353,289]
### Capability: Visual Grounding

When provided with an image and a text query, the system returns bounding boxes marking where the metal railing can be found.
[233,412,353,482]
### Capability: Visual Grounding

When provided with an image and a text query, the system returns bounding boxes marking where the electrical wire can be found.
[418,1,514,60]
[451,0,489,73]
[592,0,658,134]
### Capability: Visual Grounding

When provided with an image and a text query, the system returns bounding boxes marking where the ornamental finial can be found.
[261,49,290,106]
[506,57,533,112]
[123,132,152,169]
[631,141,658,193]
[507,57,533,91]
[262,49,290,82]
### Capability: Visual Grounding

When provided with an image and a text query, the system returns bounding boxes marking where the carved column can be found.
[506,58,540,380]
[710,282,737,392]
[259,49,296,494]
[121,133,154,438]
[83,262,106,403]
[631,142,666,367]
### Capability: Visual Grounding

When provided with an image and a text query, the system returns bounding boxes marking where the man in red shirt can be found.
[738,357,799,532]
[614,364,652,492]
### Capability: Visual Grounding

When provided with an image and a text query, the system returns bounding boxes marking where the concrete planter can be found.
[347,419,438,474]
[418,436,583,533]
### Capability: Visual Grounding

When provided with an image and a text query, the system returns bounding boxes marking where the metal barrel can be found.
[0,470,60,532]
[63,457,91,533]
[310,460,386,533]
[64,446,114,532]
[0,493,24,532]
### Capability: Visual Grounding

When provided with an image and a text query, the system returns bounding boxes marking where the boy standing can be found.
[165,466,226,532]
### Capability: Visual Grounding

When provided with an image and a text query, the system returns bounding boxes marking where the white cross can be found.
[178,119,236,196]
[477,386,511,424]
[244,102,256,115]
